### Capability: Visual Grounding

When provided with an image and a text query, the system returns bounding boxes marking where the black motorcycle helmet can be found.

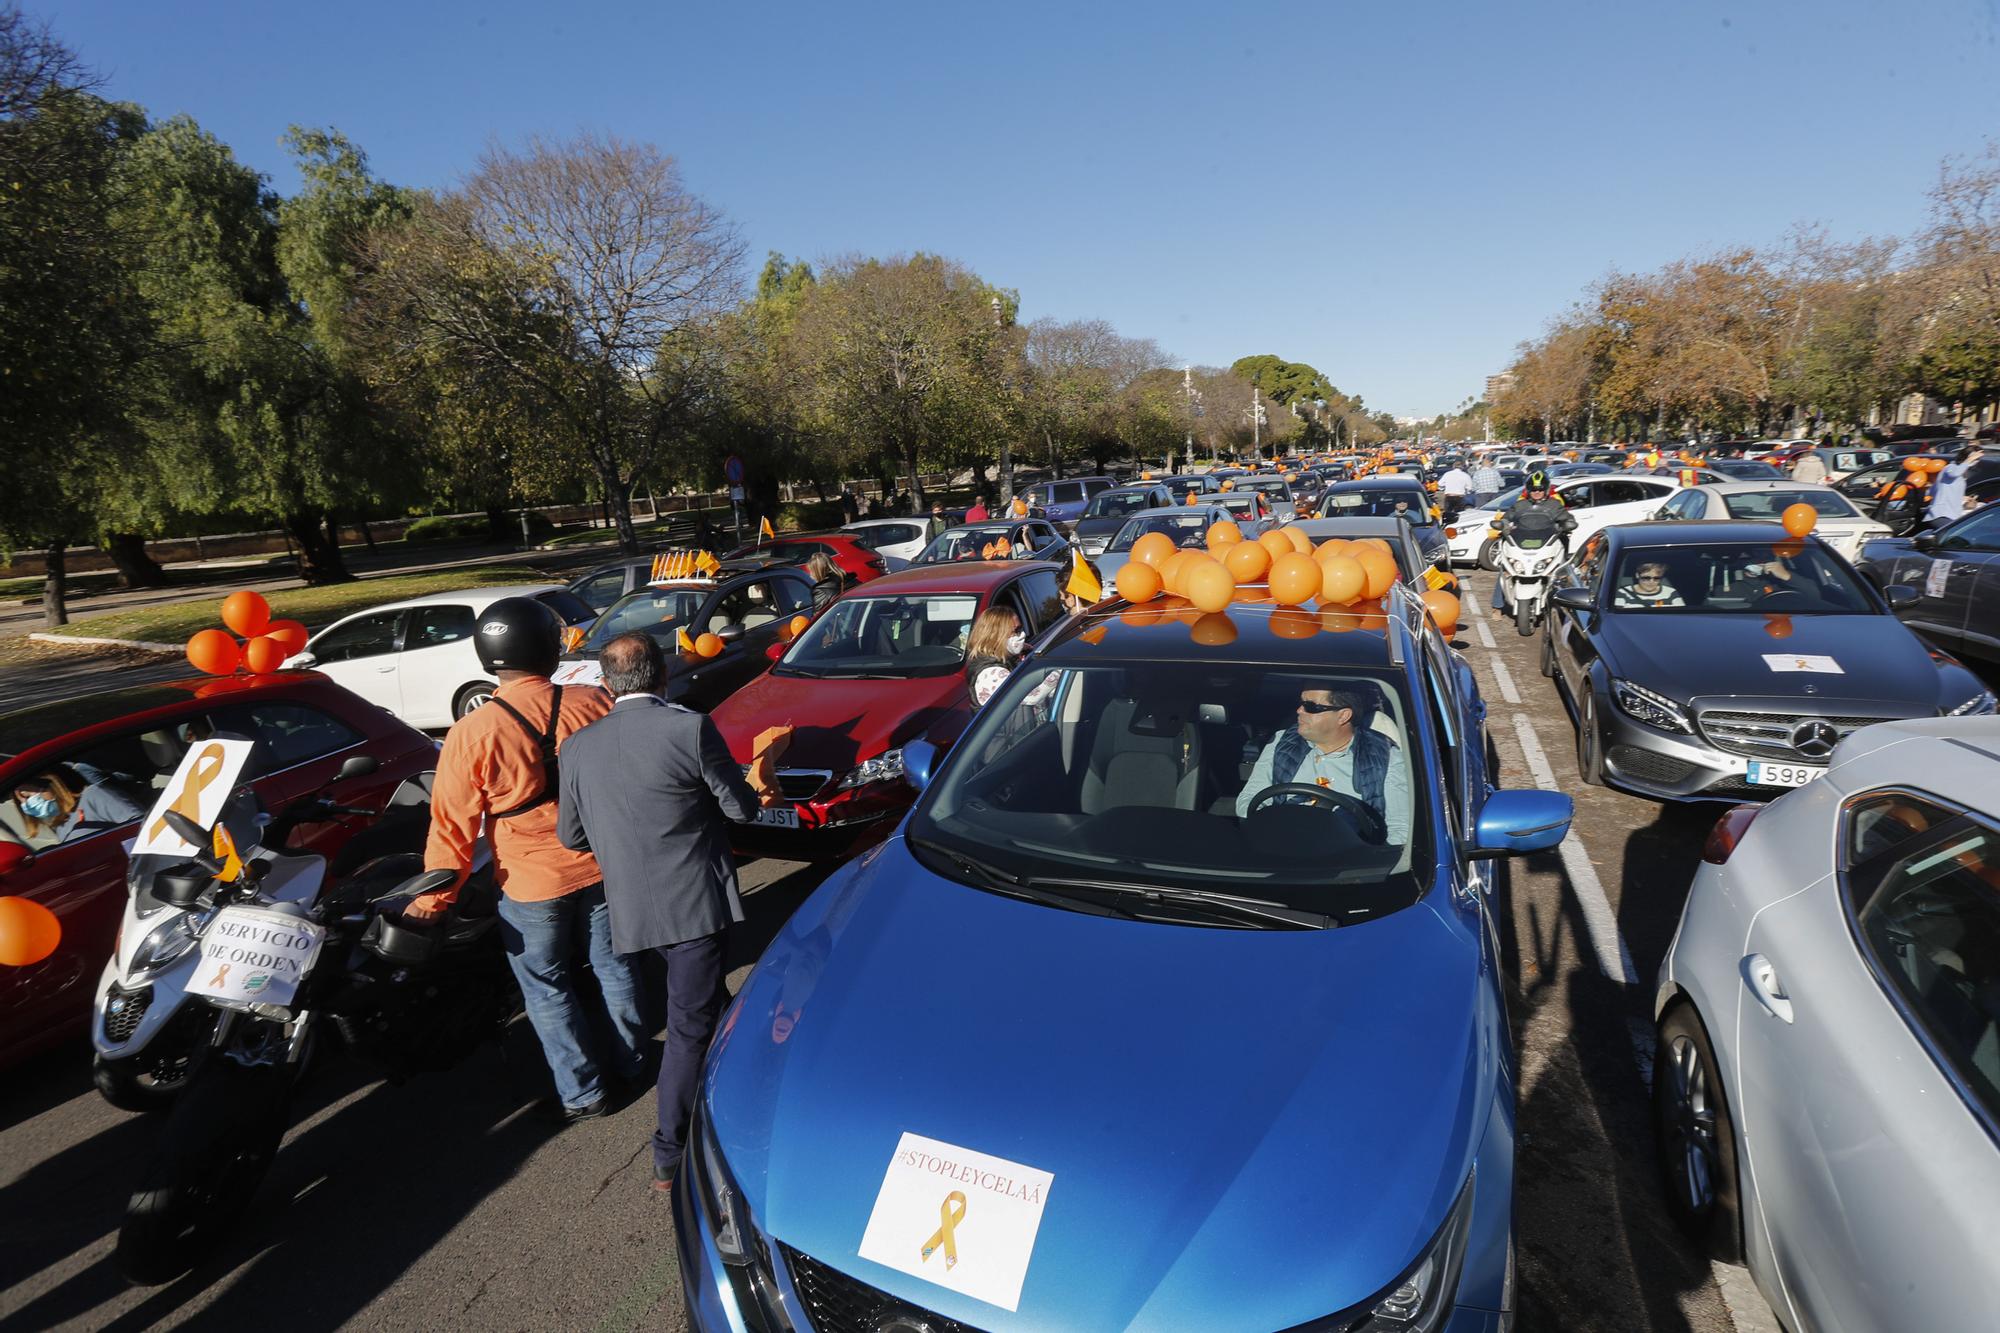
[1525,468,1551,497]
[473,596,562,676]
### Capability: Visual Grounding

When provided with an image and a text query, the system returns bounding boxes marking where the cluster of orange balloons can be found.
[1110,521,1462,638]
[1904,456,1949,477]
[184,591,310,676]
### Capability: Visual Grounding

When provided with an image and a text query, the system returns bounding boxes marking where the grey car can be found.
[1094,504,1234,583]
[1070,484,1176,558]
[1654,717,2000,1330]
[1855,503,2000,672]
[1543,521,1993,801]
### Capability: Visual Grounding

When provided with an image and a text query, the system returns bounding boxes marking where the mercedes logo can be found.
[875,1316,937,1333]
[1790,719,1840,760]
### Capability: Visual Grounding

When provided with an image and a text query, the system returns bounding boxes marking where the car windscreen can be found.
[917,526,1025,562]
[906,663,1429,927]
[777,594,976,678]
[1084,490,1158,518]
[1711,460,1785,479]
[1238,478,1291,496]
[1608,543,1877,615]
[583,587,708,650]
[1321,489,1422,517]
[1109,513,1212,550]
[1719,489,1862,521]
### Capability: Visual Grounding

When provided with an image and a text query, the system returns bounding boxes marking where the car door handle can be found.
[1741,953,1794,1023]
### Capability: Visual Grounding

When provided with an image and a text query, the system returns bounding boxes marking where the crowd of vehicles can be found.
[6,438,2000,1325]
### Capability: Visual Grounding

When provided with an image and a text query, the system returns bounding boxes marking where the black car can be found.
[1855,503,2000,673]
[1071,483,1176,557]
[1542,521,1993,801]
[555,565,817,711]
[911,519,1070,565]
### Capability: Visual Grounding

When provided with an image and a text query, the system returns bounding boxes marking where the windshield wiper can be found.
[1023,875,1334,930]
[908,837,1134,920]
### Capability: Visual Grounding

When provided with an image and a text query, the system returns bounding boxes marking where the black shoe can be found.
[651,1162,677,1195]
[544,1096,610,1125]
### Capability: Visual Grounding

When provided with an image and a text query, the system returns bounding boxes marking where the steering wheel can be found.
[1757,585,1808,605]
[1245,782,1387,842]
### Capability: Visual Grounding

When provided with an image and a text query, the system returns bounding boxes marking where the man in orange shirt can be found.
[408,596,648,1122]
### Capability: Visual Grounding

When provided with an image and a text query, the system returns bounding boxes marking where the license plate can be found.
[753,806,800,829]
[1746,761,1821,788]
[186,906,325,1008]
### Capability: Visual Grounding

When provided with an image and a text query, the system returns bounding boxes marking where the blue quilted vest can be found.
[1272,726,1392,816]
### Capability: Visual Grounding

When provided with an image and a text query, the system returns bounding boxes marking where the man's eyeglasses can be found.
[1297,699,1347,714]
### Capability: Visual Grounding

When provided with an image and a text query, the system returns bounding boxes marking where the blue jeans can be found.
[498,883,651,1109]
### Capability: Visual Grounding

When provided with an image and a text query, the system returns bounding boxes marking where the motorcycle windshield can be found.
[1510,511,1561,549]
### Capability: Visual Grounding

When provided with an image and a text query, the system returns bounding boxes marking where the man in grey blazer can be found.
[557,632,787,1193]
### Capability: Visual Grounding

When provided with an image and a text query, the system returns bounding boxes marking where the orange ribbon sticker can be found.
[150,742,226,843]
[920,1191,967,1270]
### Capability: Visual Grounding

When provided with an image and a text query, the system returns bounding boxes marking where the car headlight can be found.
[1612,678,1693,734]
[1946,690,1997,717]
[128,911,202,974]
[836,748,904,790]
[693,1108,753,1266]
[1334,1173,1477,1333]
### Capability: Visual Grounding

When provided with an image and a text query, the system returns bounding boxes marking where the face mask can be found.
[20,794,57,821]
[1005,632,1027,657]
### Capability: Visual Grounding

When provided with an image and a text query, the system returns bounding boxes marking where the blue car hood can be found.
[705,837,1496,1331]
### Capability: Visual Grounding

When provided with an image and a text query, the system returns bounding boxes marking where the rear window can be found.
[1050,482,1085,504]
[852,523,924,548]
[1719,490,1861,521]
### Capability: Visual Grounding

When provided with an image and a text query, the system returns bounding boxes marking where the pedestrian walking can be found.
[409,598,649,1122]
[1469,460,1503,510]
[556,633,787,1193]
[838,486,860,524]
[1790,447,1828,485]
[1437,462,1472,519]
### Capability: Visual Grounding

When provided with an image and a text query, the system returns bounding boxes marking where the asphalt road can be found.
[0,574,1783,1332]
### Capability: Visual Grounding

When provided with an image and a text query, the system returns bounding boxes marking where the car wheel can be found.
[1539,622,1557,678]
[1654,1002,1745,1263]
[1476,537,1499,571]
[453,683,495,720]
[1577,693,1605,785]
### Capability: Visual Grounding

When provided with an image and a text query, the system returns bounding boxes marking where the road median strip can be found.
[28,632,182,654]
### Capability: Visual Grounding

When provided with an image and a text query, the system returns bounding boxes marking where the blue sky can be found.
[38,0,2000,416]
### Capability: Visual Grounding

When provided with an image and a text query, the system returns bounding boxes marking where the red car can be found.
[723,532,887,584]
[713,562,1068,859]
[0,673,437,1070]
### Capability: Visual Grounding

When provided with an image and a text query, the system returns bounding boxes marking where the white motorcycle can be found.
[1494,509,1571,637]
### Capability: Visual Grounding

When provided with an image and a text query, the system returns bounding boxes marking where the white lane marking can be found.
[1473,616,1496,650]
[1510,712,1640,986]
[1488,656,1522,705]
[1464,583,1485,618]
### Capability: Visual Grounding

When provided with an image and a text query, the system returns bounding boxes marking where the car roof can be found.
[937,519,1042,535]
[1040,600,1412,669]
[1094,482,1168,496]
[843,561,1056,596]
[321,583,565,620]
[1825,717,2000,798]
[1126,504,1226,517]
[1327,476,1424,491]
[1696,480,1847,495]
[1292,516,1418,541]
[1605,519,1831,546]
[842,517,927,530]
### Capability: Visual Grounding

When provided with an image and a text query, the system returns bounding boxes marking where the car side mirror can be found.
[1911,529,1937,552]
[286,652,317,669]
[1551,586,1594,613]
[0,841,34,877]
[716,624,745,645]
[337,754,380,781]
[1469,789,1574,859]
[903,738,939,794]
[764,642,785,662]
[1884,584,1921,608]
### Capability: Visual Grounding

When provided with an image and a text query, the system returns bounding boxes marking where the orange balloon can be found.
[1281,525,1313,555]
[220,590,271,638]
[264,619,308,655]
[1160,550,1199,595]
[1206,520,1244,550]
[186,628,241,676]
[1131,532,1176,569]
[1318,554,1365,603]
[1268,552,1323,607]
[1359,538,1394,557]
[243,635,287,673]
[1422,590,1461,636]
[1357,547,1398,600]
[1189,612,1238,646]
[1314,538,1354,561]
[1903,456,1928,472]
[1780,503,1817,538]
[1269,607,1320,640]
[1923,457,1947,475]
[1223,539,1272,582]
[1184,557,1236,613]
[1257,529,1293,561]
[1115,560,1164,603]
[0,896,61,966]
[1764,614,1794,640]
[789,614,811,638]
[695,633,724,658]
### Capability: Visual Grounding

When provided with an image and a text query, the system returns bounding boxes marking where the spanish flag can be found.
[1066,549,1102,604]
[759,516,775,540]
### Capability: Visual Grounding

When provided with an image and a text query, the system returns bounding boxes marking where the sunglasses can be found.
[1297,699,1348,714]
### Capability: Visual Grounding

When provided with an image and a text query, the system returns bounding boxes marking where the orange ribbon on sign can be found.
[150,742,226,843]
[920,1191,967,1270]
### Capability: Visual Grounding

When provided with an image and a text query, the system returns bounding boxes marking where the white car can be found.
[1654,717,2000,1332]
[1650,481,1892,562]
[841,517,941,571]
[1447,474,1681,568]
[283,584,597,727]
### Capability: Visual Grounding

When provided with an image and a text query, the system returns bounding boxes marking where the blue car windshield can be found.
[908,663,1432,925]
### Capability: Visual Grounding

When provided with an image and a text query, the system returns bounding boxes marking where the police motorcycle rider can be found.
[1491,469,1577,632]
[407,596,651,1123]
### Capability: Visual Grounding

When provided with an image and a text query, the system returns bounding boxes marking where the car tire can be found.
[1654,1002,1745,1263]
[453,683,495,720]
[1577,693,1605,785]
[1539,623,1557,678]
[1477,537,1499,571]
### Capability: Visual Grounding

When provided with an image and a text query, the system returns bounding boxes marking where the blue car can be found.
[1020,476,1118,526]
[677,588,1572,1332]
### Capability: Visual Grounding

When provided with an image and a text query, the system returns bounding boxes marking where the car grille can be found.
[1697,710,1897,761]
[782,1246,985,1333]
[741,767,832,802]
[1607,745,1697,786]
[103,983,151,1043]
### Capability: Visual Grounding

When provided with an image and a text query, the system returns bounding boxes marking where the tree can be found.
[357,134,744,553]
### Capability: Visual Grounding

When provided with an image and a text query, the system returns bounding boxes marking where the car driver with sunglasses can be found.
[1234,685,1411,844]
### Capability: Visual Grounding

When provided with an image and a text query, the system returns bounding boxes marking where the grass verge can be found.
[60,564,547,645]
